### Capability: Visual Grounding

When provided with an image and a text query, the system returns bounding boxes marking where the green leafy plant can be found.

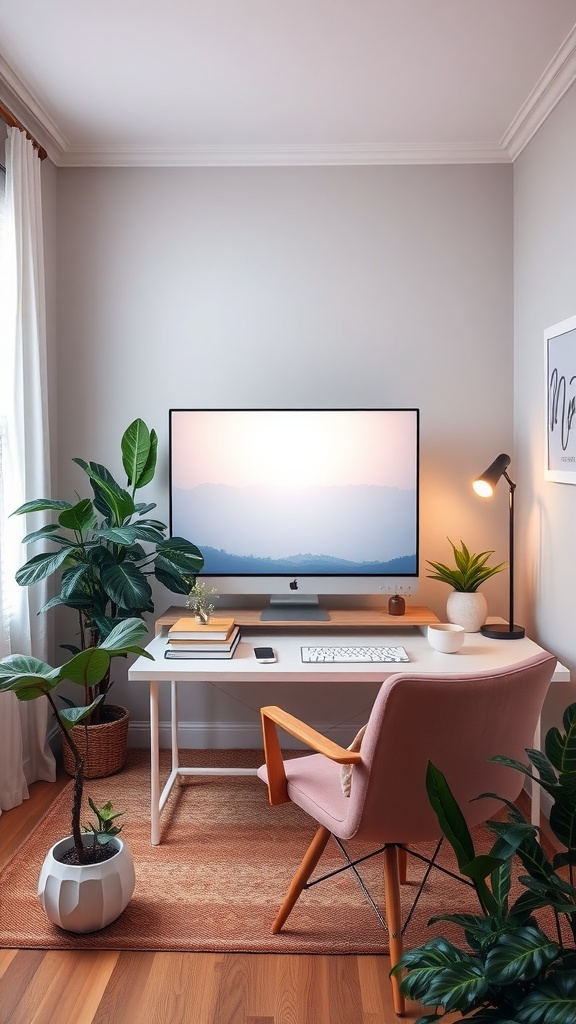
[84,798,126,850]
[427,538,506,593]
[393,703,576,1023]
[12,418,204,719]
[0,617,152,865]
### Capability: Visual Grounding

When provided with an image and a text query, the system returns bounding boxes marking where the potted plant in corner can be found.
[427,538,506,632]
[0,617,152,933]
[393,704,576,1022]
[12,418,204,778]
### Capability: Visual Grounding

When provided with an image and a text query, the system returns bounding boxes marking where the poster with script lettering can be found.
[545,314,576,483]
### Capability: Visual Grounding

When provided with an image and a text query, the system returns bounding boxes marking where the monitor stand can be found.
[260,595,331,622]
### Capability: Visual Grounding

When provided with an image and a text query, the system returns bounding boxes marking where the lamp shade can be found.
[472,454,511,498]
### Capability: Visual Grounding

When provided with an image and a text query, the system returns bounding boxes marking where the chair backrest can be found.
[342,651,557,844]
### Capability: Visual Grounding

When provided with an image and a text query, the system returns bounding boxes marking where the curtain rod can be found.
[0,101,47,160]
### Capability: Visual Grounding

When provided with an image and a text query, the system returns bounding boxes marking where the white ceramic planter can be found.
[38,835,135,933]
[446,591,488,633]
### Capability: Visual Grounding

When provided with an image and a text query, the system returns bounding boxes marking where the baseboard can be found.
[127,719,355,750]
[523,778,552,821]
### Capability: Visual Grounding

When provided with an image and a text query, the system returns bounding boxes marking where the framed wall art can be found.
[544,314,576,483]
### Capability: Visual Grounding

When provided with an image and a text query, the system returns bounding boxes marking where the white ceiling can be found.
[1,0,576,167]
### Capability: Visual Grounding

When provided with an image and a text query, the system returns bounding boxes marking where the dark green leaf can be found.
[546,704,576,775]
[133,502,157,515]
[59,696,104,731]
[154,560,192,594]
[485,925,559,985]
[58,498,96,533]
[525,748,559,787]
[418,962,488,1013]
[156,537,204,573]
[99,617,151,656]
[21,524,67,545]
[12,498,72,515]
[121,419,158,490]
[100,561,153,612]
[425,762,476,871]
[0,654,61,699]
[515,971,576,1024]
[121,419,152,489]
[73,459,135,526]
[553,850,576,869]
[491,856,512,910]
[514,830,556,884]
[60,563,93,599]
[97,524,166,545]
[550,793,576,849]
[15,547,71,586]
[59,648,111,688]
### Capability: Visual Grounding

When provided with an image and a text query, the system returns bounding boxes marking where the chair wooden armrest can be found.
[260,705,362,806]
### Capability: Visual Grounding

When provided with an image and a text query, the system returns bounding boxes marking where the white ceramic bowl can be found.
[427,622,465,654]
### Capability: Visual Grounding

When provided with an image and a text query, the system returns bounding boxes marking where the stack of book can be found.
[164,616,240,659]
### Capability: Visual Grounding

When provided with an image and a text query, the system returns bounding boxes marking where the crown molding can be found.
[55,141,510,168]
[0,56,69,162]
[3,29,576,168]
[501,24,576,160]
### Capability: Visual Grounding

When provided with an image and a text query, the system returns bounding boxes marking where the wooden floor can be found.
[4,771,532,1024]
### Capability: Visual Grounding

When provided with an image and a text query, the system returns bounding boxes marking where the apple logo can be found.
[289,579,298,591]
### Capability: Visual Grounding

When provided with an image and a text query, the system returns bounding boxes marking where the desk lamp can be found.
[472,453,525,640]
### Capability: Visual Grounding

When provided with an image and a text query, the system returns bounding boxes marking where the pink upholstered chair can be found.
[258,651,556,1016]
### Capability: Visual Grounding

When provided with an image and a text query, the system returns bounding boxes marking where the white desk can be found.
[128,629,570,844]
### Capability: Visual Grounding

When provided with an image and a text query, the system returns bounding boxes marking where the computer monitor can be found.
[169,408,419,620]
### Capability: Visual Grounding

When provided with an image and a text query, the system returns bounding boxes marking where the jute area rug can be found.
[0,749,511,953]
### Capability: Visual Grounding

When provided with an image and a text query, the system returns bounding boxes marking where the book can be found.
[167,625,240,652]
[167,615,236,641]
[164,629,241,660]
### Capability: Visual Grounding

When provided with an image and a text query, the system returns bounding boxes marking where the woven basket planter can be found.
[62,704,129,779]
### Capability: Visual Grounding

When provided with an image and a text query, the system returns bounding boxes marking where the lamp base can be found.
[480,623,525,640]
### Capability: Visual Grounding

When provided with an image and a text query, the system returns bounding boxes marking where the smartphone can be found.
[254,646,276,663]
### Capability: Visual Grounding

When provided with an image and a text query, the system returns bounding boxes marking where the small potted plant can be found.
[427,538,506,631]
[186,579,219,624]
[0,617,152,932]
[12,418,204,777]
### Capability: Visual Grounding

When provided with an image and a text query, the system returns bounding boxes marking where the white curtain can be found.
[0,127,56,813]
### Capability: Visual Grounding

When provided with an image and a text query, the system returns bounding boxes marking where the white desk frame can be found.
[128,629,570,844]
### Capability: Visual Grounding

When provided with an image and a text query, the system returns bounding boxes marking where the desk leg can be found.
[150,679,160,846]
[532,717,541,827]
[171,679,179,774]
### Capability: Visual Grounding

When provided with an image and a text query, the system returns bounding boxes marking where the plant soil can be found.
[58,842,117,866]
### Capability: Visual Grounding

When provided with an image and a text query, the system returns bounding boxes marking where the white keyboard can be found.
[301,645,409,664]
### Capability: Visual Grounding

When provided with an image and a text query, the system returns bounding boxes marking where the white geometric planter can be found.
[446,590,488,633]
[38,835,135,933]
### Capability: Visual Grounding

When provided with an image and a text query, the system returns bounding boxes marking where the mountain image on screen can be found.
[172,483,417,576]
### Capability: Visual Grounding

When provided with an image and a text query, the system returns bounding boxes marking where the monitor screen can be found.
[169,409,419,620]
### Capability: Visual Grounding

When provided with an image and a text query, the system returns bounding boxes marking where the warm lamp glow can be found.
[472,479,494,498]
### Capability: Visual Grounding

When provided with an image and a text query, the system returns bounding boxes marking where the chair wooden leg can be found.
[398,846,407,884]
[272,824,331,933]
[384,844,406,1017]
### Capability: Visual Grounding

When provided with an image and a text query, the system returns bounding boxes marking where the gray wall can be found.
[51,162,514,744]
[514,82,576,736]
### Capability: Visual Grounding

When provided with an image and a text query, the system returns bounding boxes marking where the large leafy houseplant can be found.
[393,704,576,1023]
[0,617,152,865]
[12,418,204,721]
[427,539,506,593]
